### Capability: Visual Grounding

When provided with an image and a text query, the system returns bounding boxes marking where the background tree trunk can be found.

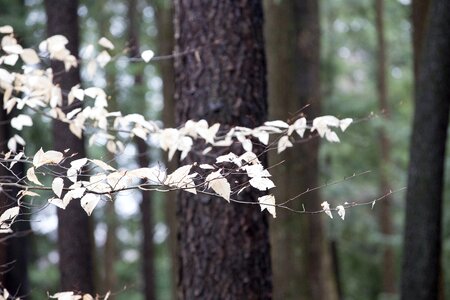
[127,1,156,299]
[174,1,272,299]
[264,0,338,299]
[374,0,396,295]
[401,0,450,299]
[45,0,95,293]
[150,1,177,297]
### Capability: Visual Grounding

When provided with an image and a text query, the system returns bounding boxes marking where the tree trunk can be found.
[264,1,338,299]
[374,0,396,295]
[127,1,156,299]
[400,0,450,299]
[152,1,177,297]
[45,0,95,293]
[174,1,272,299]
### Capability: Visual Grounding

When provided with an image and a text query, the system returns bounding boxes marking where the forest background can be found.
[0,0,449,299]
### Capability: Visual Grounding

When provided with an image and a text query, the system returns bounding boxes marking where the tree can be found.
[127,0,156,298]
[264,0,338,299]
[401,0,450,299]
[374,0,396,295]
[173,0,272,298]
[45,0,95,293]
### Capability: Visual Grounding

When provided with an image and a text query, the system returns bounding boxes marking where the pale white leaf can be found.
[249,177,275,191]
[67,108,82,120]
[258,195,276,218]
[69,123,83,139]
[164,165,193,186]
[81,193,101,216]
[289,117,307,137]
[252,130,269,145]
[26,167,42,186]
[239,151,260,165]
[0,206,19,224]
[11,114,32,130]
[86,59,97,79]
[67,167,78,183]
[90,159,116,171]
[242,164,271,178]
[277,135,293,153]
[264,120,289,128]
[325,130,340,143]
[141,50,155,62]
[216,153,238,164]
[199,164,215,170]
[0,25,13,34]
[339,118,353,131]
[48,197,66,209]
[205,170,231,202]
[336,205,345,220]
[128,166,166,184]
[242,139,253,152]
[9,152,23,169]
[3,54,19,65]
[321,201,333,219]
[20,48,40,64]
[52,177,64,198]
[98,37,115,49]
[96,50,111,67]
[33,149,64,168]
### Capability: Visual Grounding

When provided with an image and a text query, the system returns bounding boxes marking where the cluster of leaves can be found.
[0,25,353,231]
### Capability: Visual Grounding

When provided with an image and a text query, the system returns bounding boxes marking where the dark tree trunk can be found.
[374,0,396,295]
[0,109,31,298]
[400,0,450,299]
[174,1,272,299]
[45,0,95,293]
[127,1,156,299]
[264,0,338,299]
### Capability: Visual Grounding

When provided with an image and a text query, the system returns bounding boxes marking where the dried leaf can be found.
[205,170,231,202]
[98,37,115,50]
[81,193,101,216]
[258,195,276,218]
[141,50,155,62]
[26,167,43,186]
[52,177,64,198]
[249,177,275,191]
[321,201,333,219]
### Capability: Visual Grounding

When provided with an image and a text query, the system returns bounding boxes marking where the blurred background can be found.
[0,0,449,299]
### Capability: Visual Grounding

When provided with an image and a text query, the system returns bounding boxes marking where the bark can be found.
[45,0,95,293]
[174,1,272,299]
[374,0,395,294]
[127,1,156,299]
[400,0,450,299]
[264,1,338,299]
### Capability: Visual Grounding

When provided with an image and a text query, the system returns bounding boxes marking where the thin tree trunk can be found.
[127,1,156,299]
[374,0,396,295]
[174,1,272,299]
[45,0,95,293]
[400,0,450,299]
[151,1,177,297]
[264,1,338,299]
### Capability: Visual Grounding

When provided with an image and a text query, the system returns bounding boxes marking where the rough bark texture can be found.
[264,1,338,299]
[174,1,272,299]
[128,1,156,299]
[412,0,430,81]
[400,0,450,299]
[45,0,95,293]
[374,0,396,295]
